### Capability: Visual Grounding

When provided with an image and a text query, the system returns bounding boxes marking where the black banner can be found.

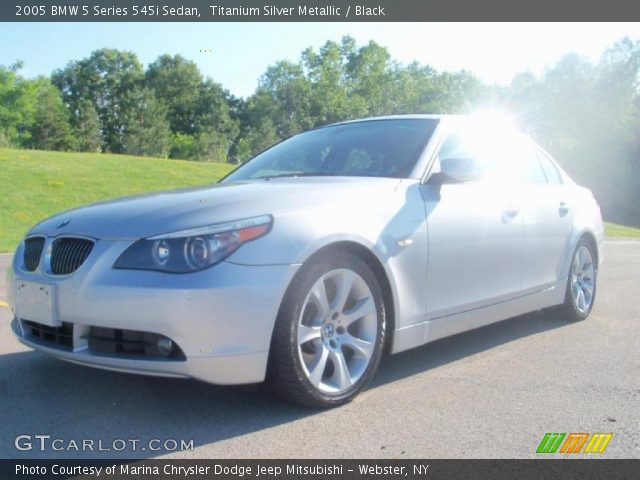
[4,0,640,22]
[3,460,640,480]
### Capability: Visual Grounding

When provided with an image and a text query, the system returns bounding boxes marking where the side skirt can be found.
[390,280,566,354]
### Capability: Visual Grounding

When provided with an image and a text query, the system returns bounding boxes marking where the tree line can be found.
[1,36,639,223]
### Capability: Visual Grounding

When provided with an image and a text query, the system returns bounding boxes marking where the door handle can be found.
[559,202,570,216]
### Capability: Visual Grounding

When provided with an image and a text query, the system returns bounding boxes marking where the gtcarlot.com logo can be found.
[536,432,613,454]
[15,434,194,452]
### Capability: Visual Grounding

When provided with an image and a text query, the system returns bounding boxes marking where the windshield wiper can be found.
[257,172,338,180]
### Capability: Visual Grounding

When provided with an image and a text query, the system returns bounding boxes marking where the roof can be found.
[328,114,465,127]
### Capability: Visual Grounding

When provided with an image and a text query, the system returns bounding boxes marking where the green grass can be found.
[2,148,639,252]
[605,222,640,239]
[0,148,234,252]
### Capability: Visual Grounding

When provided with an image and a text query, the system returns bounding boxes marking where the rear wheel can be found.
[558,240,597,321]
[267,252,386,407]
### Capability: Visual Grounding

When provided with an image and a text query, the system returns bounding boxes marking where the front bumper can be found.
[8,239,300,385]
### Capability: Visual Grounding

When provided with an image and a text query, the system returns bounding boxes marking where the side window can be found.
[436,128,546,185]
[482,134,546,184]
[537,150,563,185]
[519,144,547,185]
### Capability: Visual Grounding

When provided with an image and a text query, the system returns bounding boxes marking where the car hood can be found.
[29,177,405,240]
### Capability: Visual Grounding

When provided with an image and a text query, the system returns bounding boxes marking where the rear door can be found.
[519,148,573,291]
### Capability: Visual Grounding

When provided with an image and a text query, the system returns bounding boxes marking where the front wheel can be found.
[267,252,386,407]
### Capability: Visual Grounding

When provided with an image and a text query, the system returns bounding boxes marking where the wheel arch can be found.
[277,240,397,354]
[559,228,601,290]
[579,231,599,266]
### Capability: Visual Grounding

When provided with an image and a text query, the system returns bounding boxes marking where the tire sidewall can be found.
[274,251,386,407]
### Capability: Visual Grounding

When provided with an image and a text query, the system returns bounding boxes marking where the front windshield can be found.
[223,119,438,182]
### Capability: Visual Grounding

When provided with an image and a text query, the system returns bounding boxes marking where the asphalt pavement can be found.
[0,241,638,459]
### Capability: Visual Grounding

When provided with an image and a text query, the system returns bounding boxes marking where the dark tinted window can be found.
[537,150,563,184]
[223,119,438,181]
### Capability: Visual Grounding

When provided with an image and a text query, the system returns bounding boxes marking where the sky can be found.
[1,22,638,98]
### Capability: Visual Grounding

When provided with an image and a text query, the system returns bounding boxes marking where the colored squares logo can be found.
[537,432,613,454]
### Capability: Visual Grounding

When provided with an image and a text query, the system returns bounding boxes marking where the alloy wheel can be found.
[296,268,378,394]
[570,245,595,314]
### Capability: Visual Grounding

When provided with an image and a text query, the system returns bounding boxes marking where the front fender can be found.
[227,181,430,332]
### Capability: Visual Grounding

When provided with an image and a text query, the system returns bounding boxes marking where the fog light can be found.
[157,337,173,356]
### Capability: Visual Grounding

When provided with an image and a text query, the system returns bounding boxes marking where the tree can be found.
[146,54,203,135]
[27,79,74,151]
[52,49,144,153]
[0,62,37,147]
[193,130,231,162]
[235,36,485,162]
[230,97,280,163]
[73,100,102,152]
[121,87,170,157]
[254,60,314,138]
[191,79,240,161]
[146,55,241,161]
[4,37,638,225]
[344,40,395,116]
[502,39,640,225]
[169,132,198,160]
[302,39,353,124]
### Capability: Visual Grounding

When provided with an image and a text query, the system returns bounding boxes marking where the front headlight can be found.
[114,214,273,273]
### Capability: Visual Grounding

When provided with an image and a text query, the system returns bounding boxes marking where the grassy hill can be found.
[604,222,640,239]
[0,149,234,252]
[1,148,638,253]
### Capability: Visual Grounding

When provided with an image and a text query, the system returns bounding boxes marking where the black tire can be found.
[267,251,386,408]
[556,239,598,322]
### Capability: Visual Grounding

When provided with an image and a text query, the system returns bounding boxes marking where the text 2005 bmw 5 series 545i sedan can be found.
[7,114,604,407]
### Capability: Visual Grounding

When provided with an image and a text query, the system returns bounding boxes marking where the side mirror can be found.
[426,171,458,185]
[429,155,483,184]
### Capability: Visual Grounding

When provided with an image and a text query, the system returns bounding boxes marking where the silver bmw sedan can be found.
[7,115,604,407]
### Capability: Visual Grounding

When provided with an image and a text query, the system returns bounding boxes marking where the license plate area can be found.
[14,280,59,327]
